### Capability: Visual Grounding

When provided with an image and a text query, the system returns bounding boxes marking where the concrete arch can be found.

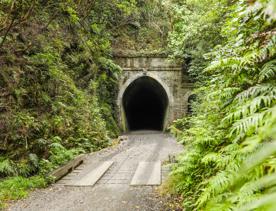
[117,72,174,131]
[118,72,174,106]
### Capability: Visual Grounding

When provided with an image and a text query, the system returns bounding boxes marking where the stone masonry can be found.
[114,53,193,131]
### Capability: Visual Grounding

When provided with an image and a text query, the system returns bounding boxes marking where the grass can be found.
[0,176,46,209]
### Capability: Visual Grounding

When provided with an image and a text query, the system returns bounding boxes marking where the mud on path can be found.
[8,131,183,211]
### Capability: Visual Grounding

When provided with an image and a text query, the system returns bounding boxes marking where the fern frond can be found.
[259,59,276,82]
[240,50,260,68]
[0,158,17,177]
[196,171,235,208]
[207,87,241,101]
[235,84,276,102]
[230,108,273,136]
[239,135,261,154]
[204,57,242,73]
[236,192,276,211]
[241,141,276,173]
[258,35,276,62]
[201,153,222,165]
[236,173,276,203]
[224,94,275,123]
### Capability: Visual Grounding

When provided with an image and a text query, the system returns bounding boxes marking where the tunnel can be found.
[122,76,169,131]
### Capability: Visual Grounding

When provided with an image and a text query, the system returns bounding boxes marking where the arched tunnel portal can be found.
[122,76,169,131]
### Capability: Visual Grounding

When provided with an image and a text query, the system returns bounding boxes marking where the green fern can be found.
[236,192,276,211]
[236,84,276,102]
[259,60,276,82]
[224,94,275,124]
[168,1,276,210]
[0,158,17,177]
[230,107,274,136]
[236,173,276,203]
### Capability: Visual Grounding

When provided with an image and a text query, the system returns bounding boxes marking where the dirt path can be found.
[8,131,183,211]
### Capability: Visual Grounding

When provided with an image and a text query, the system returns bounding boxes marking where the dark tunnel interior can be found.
[123,76,169,131]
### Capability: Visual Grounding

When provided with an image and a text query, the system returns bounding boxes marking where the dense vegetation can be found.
[168,0,276,210]
[0,0,169,207]
[0,0,122,206]
[1,0,275,210]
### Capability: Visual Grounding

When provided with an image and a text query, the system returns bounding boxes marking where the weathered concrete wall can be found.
[114,54,193,131]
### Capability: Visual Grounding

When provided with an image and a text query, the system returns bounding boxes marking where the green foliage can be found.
[0,176,46,209]
[0,0,174,208]
[0,0,145,206]
[168,0,276,210]
[165,0,229,80]
[112,0,170,51]
[0,158,16,177]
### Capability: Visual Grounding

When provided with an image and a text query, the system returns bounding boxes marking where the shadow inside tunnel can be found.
[122,76,169,131]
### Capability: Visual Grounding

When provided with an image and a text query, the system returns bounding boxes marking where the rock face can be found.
[114,53,193,131]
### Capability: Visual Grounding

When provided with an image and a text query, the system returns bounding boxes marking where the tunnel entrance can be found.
[122,76,169,131]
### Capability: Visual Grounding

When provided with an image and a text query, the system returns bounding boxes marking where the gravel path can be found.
[8,131,183,211]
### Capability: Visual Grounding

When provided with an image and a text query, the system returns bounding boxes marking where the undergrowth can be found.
[0,0,171,208]
[0,0,129,208]
[168,0,276,210]
[0,176,46,209]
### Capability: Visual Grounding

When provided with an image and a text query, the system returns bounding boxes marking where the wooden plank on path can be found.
[130,161,161,186]
[69,161,114,186]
